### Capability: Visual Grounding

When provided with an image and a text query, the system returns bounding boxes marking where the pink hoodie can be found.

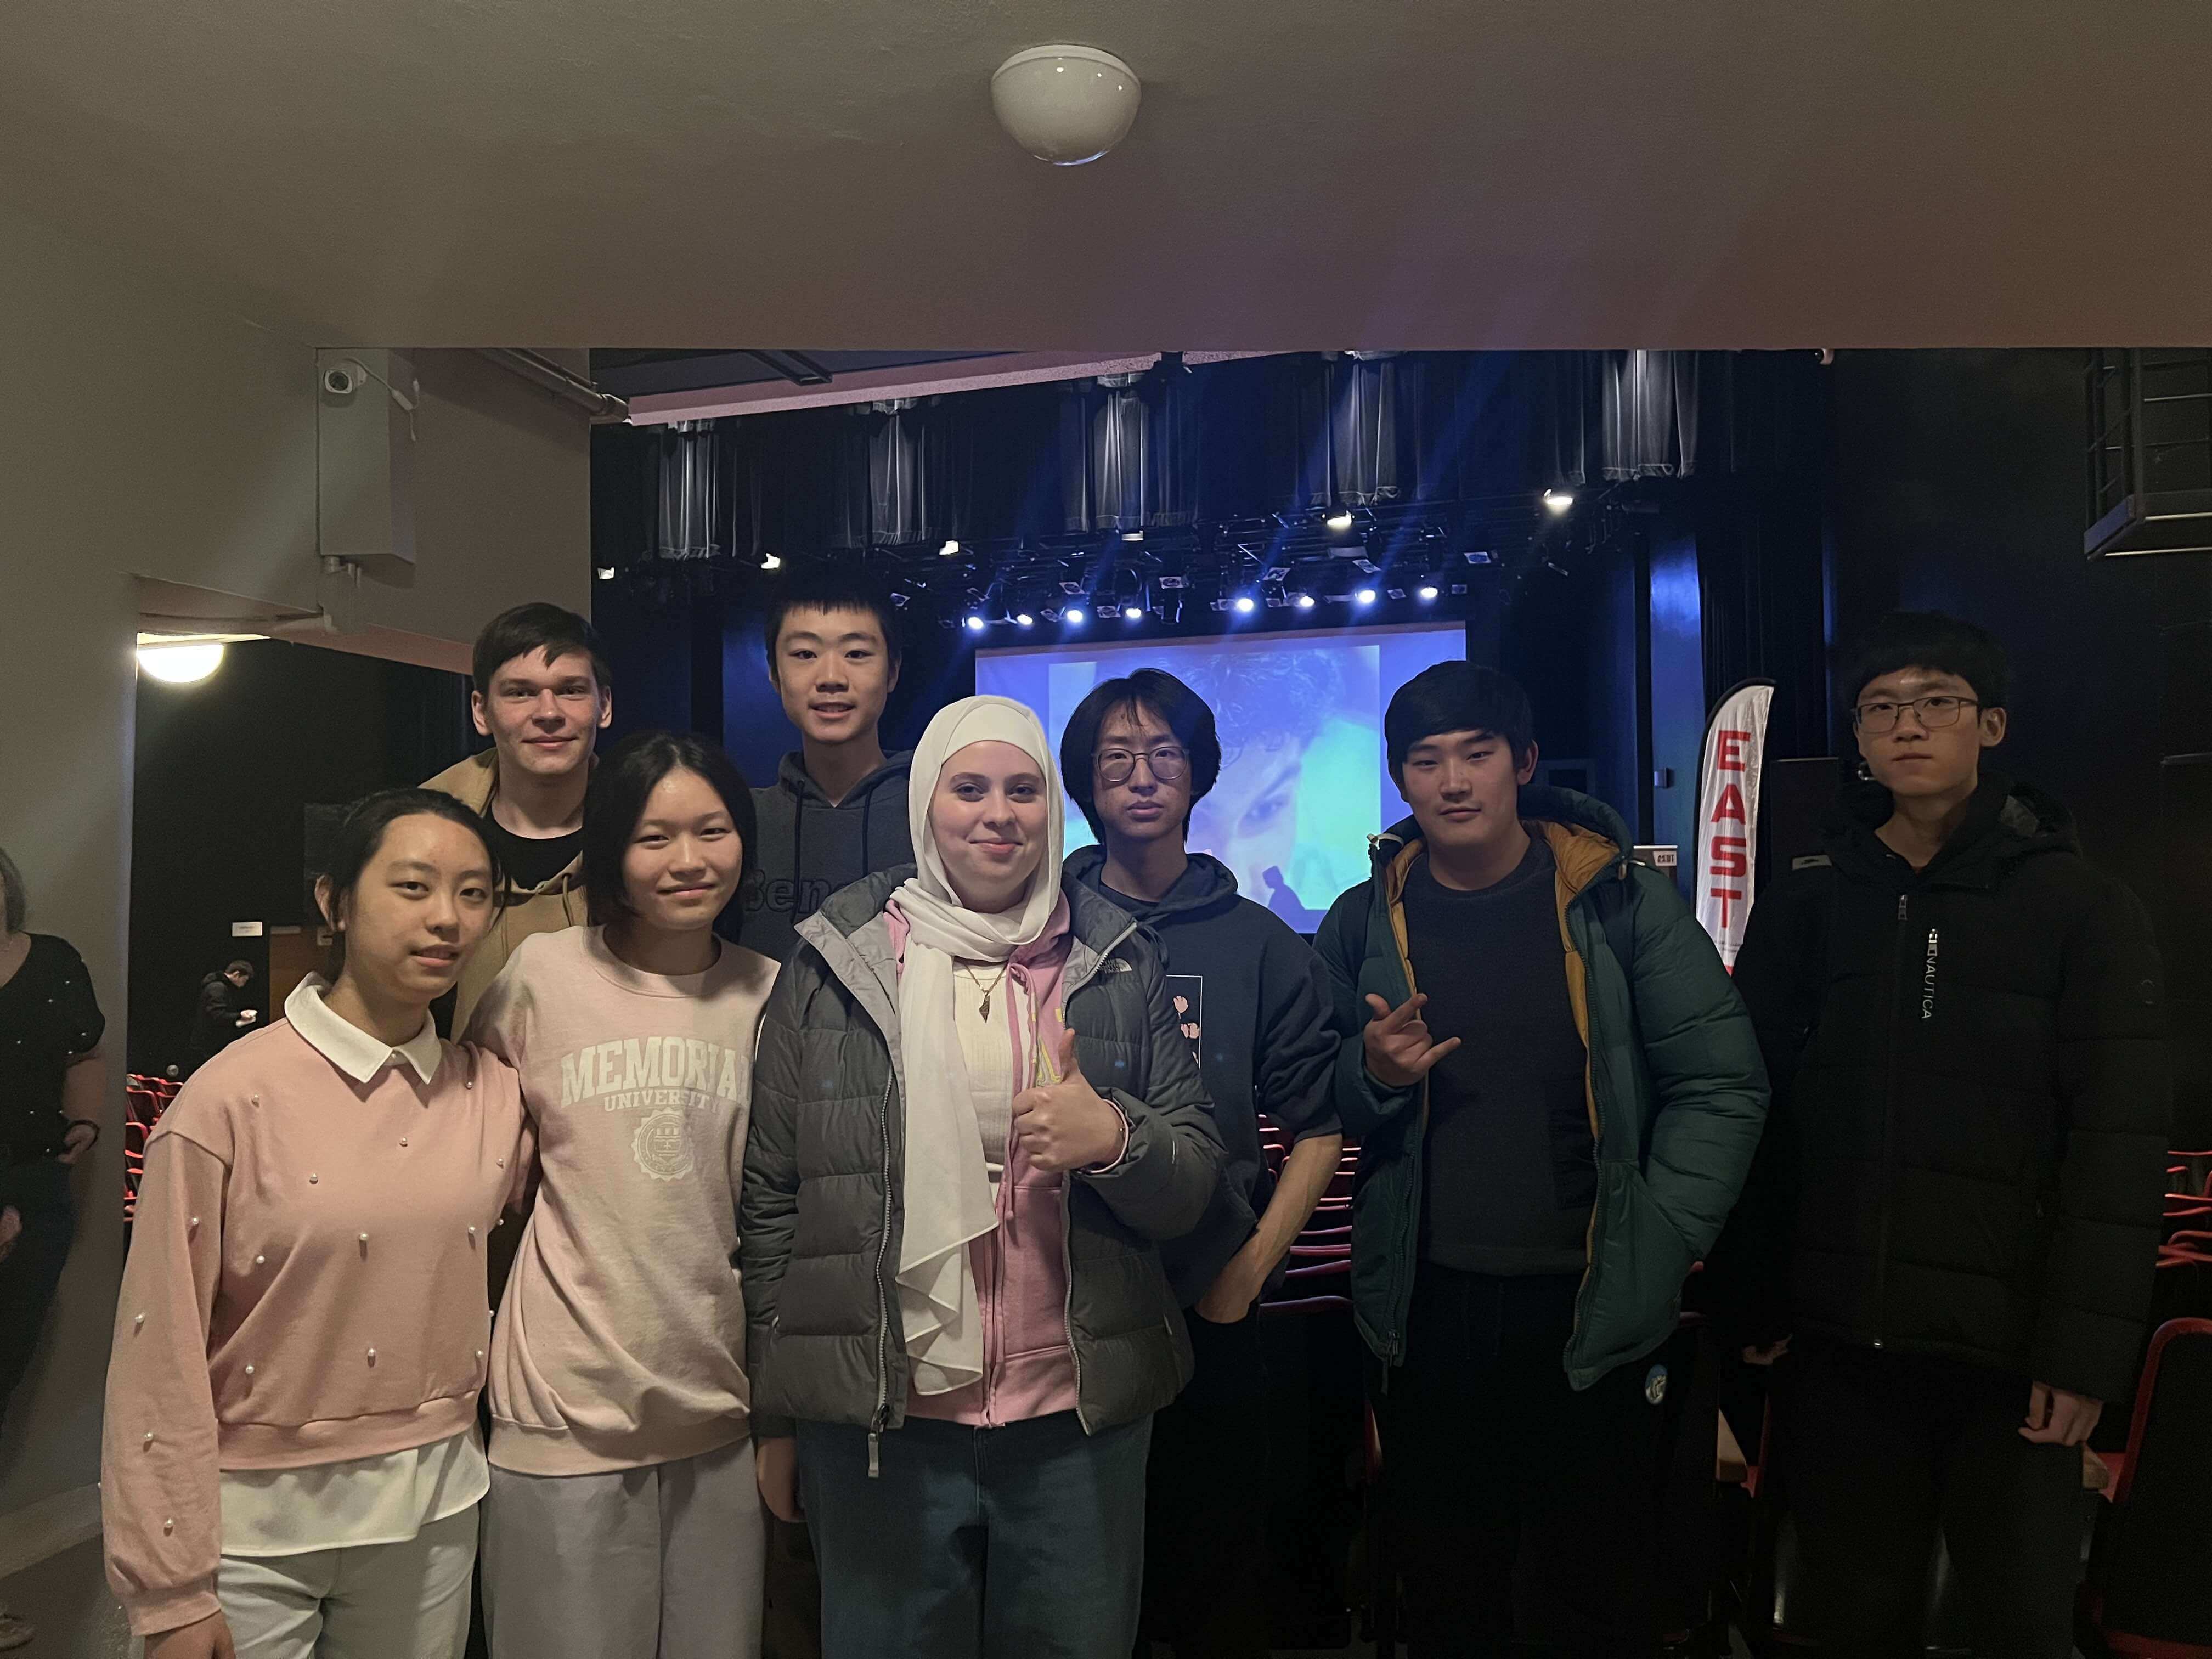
[887,901,1082,1428]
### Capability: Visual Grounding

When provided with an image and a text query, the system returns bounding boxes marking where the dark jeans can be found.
[0,1158,75,1434]
[1138,1308,1269,1658]
[1777,1340,2083,1659]
[1374,1267,1664,1659]
[798,1410,1151,1659]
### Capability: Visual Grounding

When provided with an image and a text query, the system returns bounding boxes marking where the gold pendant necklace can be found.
[961,961,1013,1020]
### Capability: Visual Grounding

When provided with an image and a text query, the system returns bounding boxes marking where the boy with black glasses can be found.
[1060,669,1344,1659]
[1726,611,2170,1658]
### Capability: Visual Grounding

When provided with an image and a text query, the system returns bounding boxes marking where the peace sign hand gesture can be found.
[1013,1026,1127,1173]
[1361,993,1461,1089]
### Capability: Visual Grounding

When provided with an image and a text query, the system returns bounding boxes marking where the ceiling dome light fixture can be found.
[964,614,986,632]
[137,640,227,685]
[1063,606,1086,626]
[1295,593,1317,610]
[1417,585,1439,601]
[1232,595,1257,615]
[992,46,1143,166]
[1015,612,1036,628]
[1354,588,1378,607]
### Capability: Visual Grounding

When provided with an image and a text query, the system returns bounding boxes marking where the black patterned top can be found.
[0,934,105,1155]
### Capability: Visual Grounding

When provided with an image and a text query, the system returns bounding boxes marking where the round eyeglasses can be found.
[1096,744,1190,786]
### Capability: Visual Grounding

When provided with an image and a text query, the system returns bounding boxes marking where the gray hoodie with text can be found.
[735,749,914,962]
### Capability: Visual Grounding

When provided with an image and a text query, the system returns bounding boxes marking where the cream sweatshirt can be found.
[465,927,777,1475]
[100,1017,527,1637]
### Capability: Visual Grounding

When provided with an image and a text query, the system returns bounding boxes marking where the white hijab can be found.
[893,695,1066,1396]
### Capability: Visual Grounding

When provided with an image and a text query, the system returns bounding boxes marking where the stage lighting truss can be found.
[595,483,1592,633]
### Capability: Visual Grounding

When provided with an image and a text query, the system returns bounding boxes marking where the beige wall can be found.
[0,200,589,1521]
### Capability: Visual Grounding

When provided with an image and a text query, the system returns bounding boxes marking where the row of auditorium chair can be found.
[122,1074,182,1224]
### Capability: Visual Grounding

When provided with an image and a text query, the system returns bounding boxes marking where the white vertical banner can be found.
[1695,679,1775,970]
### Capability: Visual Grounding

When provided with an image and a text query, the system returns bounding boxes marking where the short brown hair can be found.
[471,603,612,701]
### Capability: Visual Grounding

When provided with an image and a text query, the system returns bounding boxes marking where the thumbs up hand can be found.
[1013,1023,1126,1173]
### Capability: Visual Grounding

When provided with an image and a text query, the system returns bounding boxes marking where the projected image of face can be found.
[984,625,1463,931]
[1181,653,1342,906]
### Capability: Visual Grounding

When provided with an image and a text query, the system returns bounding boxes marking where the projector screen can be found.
[976,623,1464,929]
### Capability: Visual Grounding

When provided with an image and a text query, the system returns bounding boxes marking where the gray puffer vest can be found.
[739,868,1224,1448]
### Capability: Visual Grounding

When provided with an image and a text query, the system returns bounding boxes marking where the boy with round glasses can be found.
[1060,668,1345,1658]
[1725,610,2170,1657]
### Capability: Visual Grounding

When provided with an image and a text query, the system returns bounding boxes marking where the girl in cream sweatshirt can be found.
[103,789,528,1659]
[466,731,777,1659]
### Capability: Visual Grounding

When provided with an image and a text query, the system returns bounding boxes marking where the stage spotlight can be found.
[1015,612,1035,628]
[762,554,782,571]
[1542,488,1575,515]
[1123,605,1144,622]
[1325,509,1355,532]
[1233,595,1256,614]
[1064,606,1086,625]
[595,567,615,581]
[1121,529,1145,543]
[1355,588,1377,606]
[964,615,985,632]
[940,539,962,557]
[1418,585,1438,601]
[1295,593,1317,610]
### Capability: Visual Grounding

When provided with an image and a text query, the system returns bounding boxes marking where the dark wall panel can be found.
[129,641,471,1074]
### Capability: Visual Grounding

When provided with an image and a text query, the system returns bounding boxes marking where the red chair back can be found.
[2086,1319,2212,1652]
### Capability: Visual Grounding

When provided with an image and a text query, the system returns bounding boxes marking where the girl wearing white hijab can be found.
[741,695,1223,1659]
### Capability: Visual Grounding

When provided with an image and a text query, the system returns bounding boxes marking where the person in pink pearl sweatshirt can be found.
[103,790,529,1659]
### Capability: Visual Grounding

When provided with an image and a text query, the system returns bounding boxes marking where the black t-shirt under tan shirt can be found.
[1400,834,1594,1275]
[480,819,584,893]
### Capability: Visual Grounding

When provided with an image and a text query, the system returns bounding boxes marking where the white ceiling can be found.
[4,1,2205,349]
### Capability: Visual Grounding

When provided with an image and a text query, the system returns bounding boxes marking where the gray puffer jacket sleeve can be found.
[1079,932,1224,1242]
[739,956,810,1442]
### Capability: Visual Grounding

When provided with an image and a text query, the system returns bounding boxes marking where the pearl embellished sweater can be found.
[100,1015,527,1637]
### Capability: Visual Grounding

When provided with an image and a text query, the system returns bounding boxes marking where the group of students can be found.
[90,564,2170,1659]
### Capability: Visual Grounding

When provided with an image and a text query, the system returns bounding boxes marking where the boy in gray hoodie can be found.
[737,563,914,962]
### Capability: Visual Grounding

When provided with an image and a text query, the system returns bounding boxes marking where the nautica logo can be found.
[1920,928,1940,1020]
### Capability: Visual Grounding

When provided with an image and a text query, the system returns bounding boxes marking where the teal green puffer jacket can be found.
[1312,787,1768,1389]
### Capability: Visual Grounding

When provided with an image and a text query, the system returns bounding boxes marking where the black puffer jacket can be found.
[1726,774,2170,1402]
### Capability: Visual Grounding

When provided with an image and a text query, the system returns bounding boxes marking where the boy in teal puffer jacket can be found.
[1314,661,1766,1658]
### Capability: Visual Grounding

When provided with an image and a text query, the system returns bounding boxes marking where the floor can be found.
[0,1539,129,1658]
[1,1542,2087,1659]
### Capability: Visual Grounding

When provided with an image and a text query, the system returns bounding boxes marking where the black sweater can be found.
[1724,774,2170,1402]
